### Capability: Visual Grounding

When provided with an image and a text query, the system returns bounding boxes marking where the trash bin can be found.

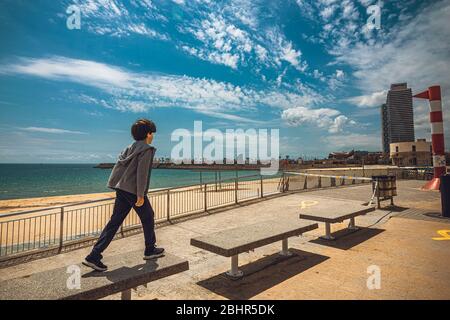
[440,174,450,218]
[372,175,397,197]
[372,175,397,208]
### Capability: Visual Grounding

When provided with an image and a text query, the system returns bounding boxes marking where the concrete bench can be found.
[299,202,375,240]
[0,251,189,300]
[191,219,318,279]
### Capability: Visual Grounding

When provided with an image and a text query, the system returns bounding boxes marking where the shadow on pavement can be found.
[197,249,329,300]
[310,227,384,250]
[82,259,160,283]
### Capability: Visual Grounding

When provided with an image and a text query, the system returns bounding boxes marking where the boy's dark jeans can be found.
[88,189,156,261]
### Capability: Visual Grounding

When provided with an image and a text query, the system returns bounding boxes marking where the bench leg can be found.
[348,217,359,230]
[121,289,132,300]
[225,255,243,279]
[320,222,335,240]
[280,238,293,256]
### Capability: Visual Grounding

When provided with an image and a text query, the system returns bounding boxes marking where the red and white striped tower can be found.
[413,85,447,190]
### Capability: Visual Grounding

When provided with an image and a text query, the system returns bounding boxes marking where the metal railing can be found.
[0,171,369,259]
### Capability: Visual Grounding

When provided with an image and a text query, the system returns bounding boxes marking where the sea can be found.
[0,164,264,200]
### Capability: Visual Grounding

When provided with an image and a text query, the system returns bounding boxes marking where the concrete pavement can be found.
[1,180,449,300]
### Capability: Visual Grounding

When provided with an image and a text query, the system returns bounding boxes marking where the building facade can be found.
[390,139,432,166]
[381,83,415,153]
[381,103,390,153]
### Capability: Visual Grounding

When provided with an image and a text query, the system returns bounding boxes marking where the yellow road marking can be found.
[300,200,318,209]
[432,230,450,241]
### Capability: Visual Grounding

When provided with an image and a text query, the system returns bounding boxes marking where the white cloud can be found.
[327,69,346,90]
[335,69,345,79]
[346,90,387,108]
[180,13,254,69]
[313,69,325,81]
[72,0,168,40]
[178,5,310,74]
[276,68,288,87]
[281,106,352,133]
[255,45,268,62]
[1,56,131,88]
[127,23,168,40]
[19,127,88,135]
[280,41,307,72]
[333,1,450,100]
[320,6,337,20]
[329,115,355,133]
[1,56,332,125]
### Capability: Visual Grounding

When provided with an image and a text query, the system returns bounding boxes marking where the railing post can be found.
[215,171,218,192]
[204,183,207,212]
[58,207,64,253]
[235,178,238,204]
[260,175,264,198]
[331,177,336,187]
[166,189,170,222]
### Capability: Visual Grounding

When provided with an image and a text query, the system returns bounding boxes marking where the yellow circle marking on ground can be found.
[300,200,319,209]
[432,230,450,241]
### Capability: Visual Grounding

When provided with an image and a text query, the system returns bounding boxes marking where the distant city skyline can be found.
[0,0,449,163]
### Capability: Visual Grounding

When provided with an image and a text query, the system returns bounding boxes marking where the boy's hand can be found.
[135,197,145,207]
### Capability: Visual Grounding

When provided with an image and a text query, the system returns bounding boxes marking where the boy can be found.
[83,119,164,271]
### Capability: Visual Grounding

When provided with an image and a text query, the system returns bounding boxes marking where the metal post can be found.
[121,289,132,300]
[318,176,322,189]
[166,189,170,222]
[215,171,218,192]
[321,222,335,240]
[235,178,238,204]
[260,175,264,198]
[226,255,243,278]
[362,158,365,177]
[348,217,358,230]
[204,183,207,212]
[280,238,292,256]
[58,207,64,253]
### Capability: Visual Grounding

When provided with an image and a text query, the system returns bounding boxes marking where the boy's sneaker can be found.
[144,247,165,260]
[82,256,108,272]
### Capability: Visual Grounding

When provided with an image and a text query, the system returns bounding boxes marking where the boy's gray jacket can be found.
[107,140,156,197]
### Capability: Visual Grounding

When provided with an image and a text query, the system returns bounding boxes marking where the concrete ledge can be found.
[0,251,189,300]
[191,219,318,257]
[299,204,375,223]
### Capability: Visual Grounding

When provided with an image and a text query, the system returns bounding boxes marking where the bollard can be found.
[440,174,450,218]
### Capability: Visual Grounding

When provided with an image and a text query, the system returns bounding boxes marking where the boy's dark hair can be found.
[131,119,156,141]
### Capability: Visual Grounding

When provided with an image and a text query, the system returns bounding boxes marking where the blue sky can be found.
[0,0,449,163]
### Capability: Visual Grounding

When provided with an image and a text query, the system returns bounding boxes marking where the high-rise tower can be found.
[381,83,415,152]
